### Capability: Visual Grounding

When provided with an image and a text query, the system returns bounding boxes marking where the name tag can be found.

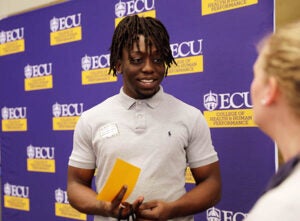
[99,123,119,138]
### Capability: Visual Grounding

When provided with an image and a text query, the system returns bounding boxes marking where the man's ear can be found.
[116,60,122,74]
[264,76,279,105]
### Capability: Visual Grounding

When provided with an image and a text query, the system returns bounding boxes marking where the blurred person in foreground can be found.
[67,15,221,221]
[244,21,300,221]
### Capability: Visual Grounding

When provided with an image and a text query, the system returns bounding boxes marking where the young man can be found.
[67,15,221,221]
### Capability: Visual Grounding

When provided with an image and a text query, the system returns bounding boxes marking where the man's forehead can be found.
[130,40,158,53]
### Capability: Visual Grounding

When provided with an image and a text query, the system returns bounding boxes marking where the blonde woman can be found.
[245,21,300,220]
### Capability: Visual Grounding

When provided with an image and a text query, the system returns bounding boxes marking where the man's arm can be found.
[67,166,110,216]
[138,161,221,220]
[182,161,222,213]
[67,166,144,218]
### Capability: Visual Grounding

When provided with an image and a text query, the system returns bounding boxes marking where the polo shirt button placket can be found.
[135,101,146,132]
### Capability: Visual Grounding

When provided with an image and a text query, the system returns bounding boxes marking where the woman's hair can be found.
[261,21,300,117]
[108,15,176,76]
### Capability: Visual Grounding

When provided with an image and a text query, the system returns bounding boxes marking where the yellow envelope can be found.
[97,158,141,202]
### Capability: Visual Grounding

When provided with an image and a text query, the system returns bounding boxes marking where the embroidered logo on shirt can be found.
[99,123,119,138]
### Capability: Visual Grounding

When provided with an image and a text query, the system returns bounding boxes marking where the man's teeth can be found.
[141,79,154,83]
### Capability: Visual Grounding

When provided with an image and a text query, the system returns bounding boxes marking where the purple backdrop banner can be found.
[0,0,274,220]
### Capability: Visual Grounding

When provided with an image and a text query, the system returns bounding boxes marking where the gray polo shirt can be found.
[69,86,218,221]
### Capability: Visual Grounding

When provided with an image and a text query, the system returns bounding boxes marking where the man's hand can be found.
[108,185,144,219]
[137,200,171,221]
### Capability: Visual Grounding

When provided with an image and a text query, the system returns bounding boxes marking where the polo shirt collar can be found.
[119,86,163,109]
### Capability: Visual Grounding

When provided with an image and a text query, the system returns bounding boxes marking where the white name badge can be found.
[99,123,119,138]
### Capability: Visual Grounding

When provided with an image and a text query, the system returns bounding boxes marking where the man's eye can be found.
[153,58,163,64]
[129,58,143,64]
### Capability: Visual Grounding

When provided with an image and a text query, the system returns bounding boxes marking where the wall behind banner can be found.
[0,1,274,221]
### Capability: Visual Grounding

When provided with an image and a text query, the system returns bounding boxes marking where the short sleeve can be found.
[186,110,218,168]
[68,112,96,169]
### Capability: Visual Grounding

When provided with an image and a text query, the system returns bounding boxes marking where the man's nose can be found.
[141,58,154,73]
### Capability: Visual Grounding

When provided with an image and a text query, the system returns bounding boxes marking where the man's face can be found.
[116,35,166,99]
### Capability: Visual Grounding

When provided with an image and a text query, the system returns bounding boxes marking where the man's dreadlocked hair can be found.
[108,15,176,76]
